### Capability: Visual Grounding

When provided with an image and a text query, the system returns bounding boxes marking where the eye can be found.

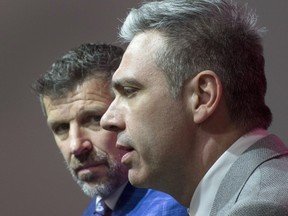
[122,86,138,97]
[89,115,102,124]
[113,80,141,98]
[83,114,102,130]
[52,123,69,135]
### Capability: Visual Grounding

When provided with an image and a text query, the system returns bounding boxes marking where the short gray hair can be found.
[119,0,272,131]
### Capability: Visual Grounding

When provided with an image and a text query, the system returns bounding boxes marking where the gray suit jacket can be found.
[210,135,288,216]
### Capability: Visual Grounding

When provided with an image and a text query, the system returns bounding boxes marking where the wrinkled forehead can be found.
[42,78,114,116]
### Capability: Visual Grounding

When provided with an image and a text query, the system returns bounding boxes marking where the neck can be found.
[175,127,245,207]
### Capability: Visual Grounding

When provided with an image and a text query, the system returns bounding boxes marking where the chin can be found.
[128,170,148,188]
[80,180,114,198]
[69,162,128,198]
[70,172,108,197]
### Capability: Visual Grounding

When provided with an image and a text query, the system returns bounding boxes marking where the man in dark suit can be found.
[33,43,187,216]
[100,0,288,215]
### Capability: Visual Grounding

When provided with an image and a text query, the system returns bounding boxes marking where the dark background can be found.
[1,0,287,215]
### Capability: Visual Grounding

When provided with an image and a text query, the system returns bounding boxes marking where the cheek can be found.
[133,103,179,136]
[130,103,186,155]
[92,129,116,144]
[92,131,120,156]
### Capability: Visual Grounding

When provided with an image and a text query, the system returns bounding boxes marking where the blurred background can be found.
[1,0,287,215]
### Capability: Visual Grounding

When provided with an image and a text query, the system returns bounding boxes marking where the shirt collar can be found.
[96,181,128,210]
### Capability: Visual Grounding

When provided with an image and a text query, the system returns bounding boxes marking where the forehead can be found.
[112,31,166,85]
[43,78,113,120]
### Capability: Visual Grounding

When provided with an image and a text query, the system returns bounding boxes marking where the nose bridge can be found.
[69,123,90,154]
[69,123,81,151]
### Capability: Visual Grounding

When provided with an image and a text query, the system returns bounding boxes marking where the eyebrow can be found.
[47,107,106,127]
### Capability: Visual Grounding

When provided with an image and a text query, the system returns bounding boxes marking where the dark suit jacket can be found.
[83,182,187,216]
[210,135,288,215]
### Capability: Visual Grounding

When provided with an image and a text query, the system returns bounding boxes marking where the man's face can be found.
[43,77,128,198]
[101,32,197,192]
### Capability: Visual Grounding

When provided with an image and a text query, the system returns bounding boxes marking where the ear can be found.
[187,70,222,124]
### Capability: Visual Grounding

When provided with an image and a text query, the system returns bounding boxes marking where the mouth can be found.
[75,162,107,176]
[116,143,135,166]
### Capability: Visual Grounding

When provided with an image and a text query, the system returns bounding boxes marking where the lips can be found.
[116,143,134,152]
[75,161,106,175]
[116,143,135,166]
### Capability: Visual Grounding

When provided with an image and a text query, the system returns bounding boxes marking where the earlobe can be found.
[188,70,222,124]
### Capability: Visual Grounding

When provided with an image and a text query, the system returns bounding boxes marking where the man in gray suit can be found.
[100,0,288,215]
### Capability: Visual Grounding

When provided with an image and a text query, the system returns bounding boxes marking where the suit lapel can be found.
[210,135,288,215]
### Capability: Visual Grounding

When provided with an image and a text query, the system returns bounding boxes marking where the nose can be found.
[69,124,92,159]
[101,100,125,133]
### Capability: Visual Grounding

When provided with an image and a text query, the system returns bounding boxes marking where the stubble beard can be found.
[66,152,127,198]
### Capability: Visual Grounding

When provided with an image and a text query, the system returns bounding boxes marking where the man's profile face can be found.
[43,77,128,198]
[101,32,197,191]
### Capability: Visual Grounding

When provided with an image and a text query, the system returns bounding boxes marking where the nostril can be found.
[74,147,91,163]
[101,120,114,131]
[103,124,120,132]
[71,139,93,161]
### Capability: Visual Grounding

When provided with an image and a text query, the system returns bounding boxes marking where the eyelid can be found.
[113,79,142,93]
[86,114,102,122]
[80,113,103,128]
[113,84,139,97]
[123,86,137,93]
[81,111,103,119]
